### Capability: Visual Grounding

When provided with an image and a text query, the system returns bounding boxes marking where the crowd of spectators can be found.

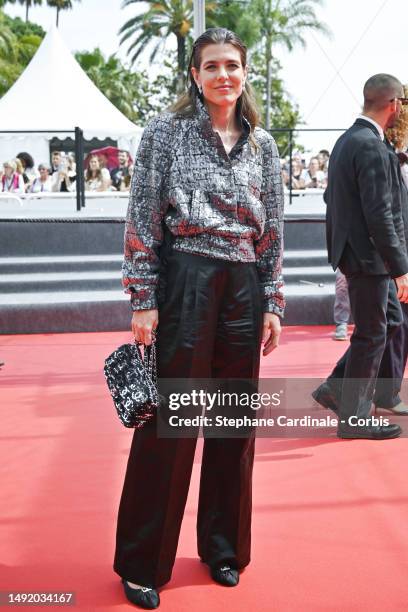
[0,149,134,194]
[281,149,330,190]
[1,146,330,195]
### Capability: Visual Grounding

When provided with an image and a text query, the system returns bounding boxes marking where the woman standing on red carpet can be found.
[114,27,285,609]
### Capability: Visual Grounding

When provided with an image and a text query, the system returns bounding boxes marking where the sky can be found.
[4,0,407,155]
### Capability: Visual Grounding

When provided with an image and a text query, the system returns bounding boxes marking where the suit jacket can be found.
[325,118,408,278]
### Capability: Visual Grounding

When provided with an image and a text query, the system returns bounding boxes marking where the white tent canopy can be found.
[0,25,143,164]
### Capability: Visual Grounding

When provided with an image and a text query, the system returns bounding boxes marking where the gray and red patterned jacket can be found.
[122,99,285,316]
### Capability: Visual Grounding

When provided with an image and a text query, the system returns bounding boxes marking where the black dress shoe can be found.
[337,424,402,440]
[311,382,339,414]
[210,564,239,587]
[121,579,160,609]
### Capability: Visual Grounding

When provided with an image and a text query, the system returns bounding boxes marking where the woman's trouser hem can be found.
[113,562,171,590]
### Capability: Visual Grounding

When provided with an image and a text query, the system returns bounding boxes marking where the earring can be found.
[197,84,202,95]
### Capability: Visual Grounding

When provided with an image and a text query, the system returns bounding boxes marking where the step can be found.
[0,266,334,293]
[0,271,122,293]
[0,251,329,271]
[283,249,329,267]
[0,254,123,274]
[0,285,336,333]
[0,289,127,306]
[282,265,335,285]
[0,218,327,256]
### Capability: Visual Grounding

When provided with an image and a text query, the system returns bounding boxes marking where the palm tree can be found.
[0,0,15,9]
[18,0,43,22]
[47,0,81,27]
[208,0,260,49]
[252,0,331,129]
[119,0,196,93]
[1,0,44,21]
[75,48,136,120]
[0,10,17,60]
[0,9,43,97]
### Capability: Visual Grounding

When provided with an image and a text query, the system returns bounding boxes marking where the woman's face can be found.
[90,157,99,171]
[309,158,319,173]
[191,43,248,109]
[4,164,13,177]
[39,167,49,179]
[291,159,302,174]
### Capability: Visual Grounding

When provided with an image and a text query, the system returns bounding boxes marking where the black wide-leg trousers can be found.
[114,252,263,588]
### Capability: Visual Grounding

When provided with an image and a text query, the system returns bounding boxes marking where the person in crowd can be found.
[110,149,131,190]
[50,151,62,174]
[387,86,408,191]
[317,149,330,175]
[399,150,408,190]
[292,150,305,166]
[85,155,111,191]
[16,152,37,184]
[1,160,25,193]
[29,164,53,193]
[51,154,76,192]
[312,73,408,440]
[118,163,133,192]
[114,26,284,609]
[373,85,408,414]
[67,153,76,175]
[282,157,306,189]
[14,158,28,190]
[97,154,112,186]
[303,156,327,188]
[333,269,350,340]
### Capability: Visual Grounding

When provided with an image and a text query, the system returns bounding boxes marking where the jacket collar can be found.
[194,96,251,146]
[355,116,384,141]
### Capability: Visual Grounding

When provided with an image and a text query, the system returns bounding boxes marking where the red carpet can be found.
[1,326,408,611]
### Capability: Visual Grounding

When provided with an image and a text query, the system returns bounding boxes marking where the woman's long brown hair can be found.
[170,28,260,147]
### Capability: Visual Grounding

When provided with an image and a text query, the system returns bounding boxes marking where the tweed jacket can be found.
[122,99,285,316]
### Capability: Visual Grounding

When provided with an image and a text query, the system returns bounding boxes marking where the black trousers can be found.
[374,302,408,407]
[327,274,402,420]
[114,252,263,588]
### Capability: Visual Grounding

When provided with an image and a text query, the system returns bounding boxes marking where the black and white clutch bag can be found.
[104,341,159,428]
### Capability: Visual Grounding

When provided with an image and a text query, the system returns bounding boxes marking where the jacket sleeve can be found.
[255,134,285,316]
[356,139,408,278]
[122,115,173,310]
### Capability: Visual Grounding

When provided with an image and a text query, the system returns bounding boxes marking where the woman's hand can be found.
[131,309,159,345]
[262,313,281,356]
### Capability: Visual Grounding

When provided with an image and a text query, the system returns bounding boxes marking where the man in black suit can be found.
[373,135,408,414]
[312,74,408,439]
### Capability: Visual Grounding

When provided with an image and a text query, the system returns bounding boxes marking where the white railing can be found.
[0,189,326,219]
[0,190,129,218]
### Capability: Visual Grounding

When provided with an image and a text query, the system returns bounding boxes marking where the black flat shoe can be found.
[210,564,239,587]
[121,579,160,609]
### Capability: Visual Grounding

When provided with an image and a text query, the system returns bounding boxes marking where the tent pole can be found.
[74,127,81,211]
[75,126,85,210]
[80,130,85,209]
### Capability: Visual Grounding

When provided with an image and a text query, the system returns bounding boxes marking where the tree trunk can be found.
[56,7,60,27]
[25,1,29,22]
[176,33,186,94]
[265,38,272,131]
